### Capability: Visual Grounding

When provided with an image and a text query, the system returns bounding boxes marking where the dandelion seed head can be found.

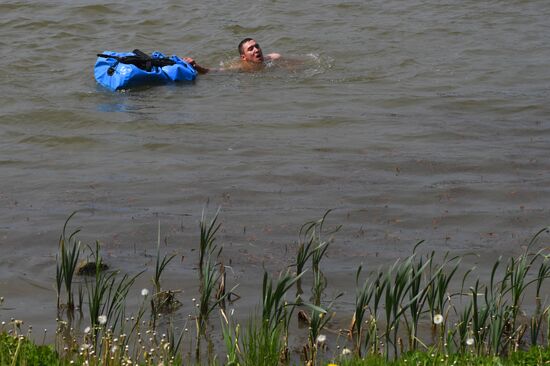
[316,334,327,344]
[84,326,91,334]
[141,288,149,297]
[13,319,23,327]
[466,337,475,346]
[341,347,352,355]
[433,314,443,325]
[98,315,107,325]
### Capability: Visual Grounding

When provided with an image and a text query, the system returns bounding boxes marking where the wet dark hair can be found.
[238,38,254,55]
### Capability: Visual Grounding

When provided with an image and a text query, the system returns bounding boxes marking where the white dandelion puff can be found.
[433,314,444,325]
[98,315,107,325]
[141,288,149,297]
[341,347,352,355]
[466,337,475,346]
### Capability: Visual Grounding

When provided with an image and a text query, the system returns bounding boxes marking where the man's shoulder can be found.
[265,53,281,61]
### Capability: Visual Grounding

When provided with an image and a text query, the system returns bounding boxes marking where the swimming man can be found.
[184,38,281,74]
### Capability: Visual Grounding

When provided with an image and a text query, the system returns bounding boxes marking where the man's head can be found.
[238,38,264,63]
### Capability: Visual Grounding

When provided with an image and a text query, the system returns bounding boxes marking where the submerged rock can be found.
[76,261,108,276]
[153,290,182,314]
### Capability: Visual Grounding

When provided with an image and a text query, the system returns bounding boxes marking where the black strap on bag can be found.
[97,49,176,74]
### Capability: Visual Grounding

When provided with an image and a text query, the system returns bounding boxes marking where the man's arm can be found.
[183,57,210,74]
[265,53,281,61]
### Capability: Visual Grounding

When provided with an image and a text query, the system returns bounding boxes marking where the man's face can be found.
[240,40,264,63]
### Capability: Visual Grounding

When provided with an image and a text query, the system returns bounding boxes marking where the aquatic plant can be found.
[24,211,550,365]
[241,318,284,366]
[195,251,237,362]
[56,212,82,312]
[199,208,221,276]
[294,210,340,303]
[262,270,303,335]
[149,221,182,319]
[351,265,374,357]
[304,298,340,366]
[153,221,176,295]
[295,228,316,297]
[85,242,143,346]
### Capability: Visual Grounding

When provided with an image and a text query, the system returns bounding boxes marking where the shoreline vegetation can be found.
[1,210,550,365]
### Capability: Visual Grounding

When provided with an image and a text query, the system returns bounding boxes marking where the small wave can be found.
[18,135,99,148]
[67,3,123,16]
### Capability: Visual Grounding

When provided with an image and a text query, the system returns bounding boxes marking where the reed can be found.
[199,208,221,276]
[56,212,82,312]
[197,251,223,335]
[382,256,429,359]
[166,316,187,360]
[196,249,235,362]
[295,229,315,297]
[352,265,374,357]
[14,211,550,365]
[305,297,340,366]
[220,305,286,366]
[220,309,240,366]
[262,270,303,334]
[404,253,429,352]
[153,221,176,295]
[85,242,143,345]
[531,258,550,345]
[241,318,283,366]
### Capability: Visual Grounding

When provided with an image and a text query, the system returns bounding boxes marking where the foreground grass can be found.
[2,212,550,365]
[2,332,550,366]
[0,333,60,366]
[336,347,550,365]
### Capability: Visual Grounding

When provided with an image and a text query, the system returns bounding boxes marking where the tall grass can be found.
[220,269,303,366]
[153,221,176,295]
[199,208,221,276]
[85,242,143,339]
[14,213,550,365]
[56,212,81,312]
[194,209,237,363]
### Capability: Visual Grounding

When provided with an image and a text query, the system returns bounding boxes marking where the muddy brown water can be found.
[1,0,549,355]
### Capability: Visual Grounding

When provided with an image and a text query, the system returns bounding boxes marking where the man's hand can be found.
[183,57,197,68]
[183,57,209,74]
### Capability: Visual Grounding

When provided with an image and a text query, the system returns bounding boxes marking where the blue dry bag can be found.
[94,50,197,91]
